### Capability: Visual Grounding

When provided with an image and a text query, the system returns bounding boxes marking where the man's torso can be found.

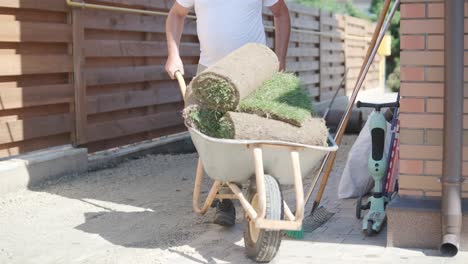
[192,0,267,67]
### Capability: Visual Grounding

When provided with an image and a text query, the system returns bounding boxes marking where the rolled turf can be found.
[191,43,279,111]
[184,107,328,146]
[183,72,326,145]
[219,112,329,146]
[239,72,312,127]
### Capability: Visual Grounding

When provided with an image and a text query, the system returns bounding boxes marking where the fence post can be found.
[72,7,87,145]
[318,10,322,101]
[343,15,349,95]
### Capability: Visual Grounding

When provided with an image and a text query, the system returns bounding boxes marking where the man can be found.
[165,0,291,226]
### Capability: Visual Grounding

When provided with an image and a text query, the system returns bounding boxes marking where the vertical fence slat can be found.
[72,8,87,145]
[319,11,346,101]
[319,10,323,101]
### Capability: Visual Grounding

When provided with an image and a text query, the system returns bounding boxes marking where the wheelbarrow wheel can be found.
[243,174,283,263]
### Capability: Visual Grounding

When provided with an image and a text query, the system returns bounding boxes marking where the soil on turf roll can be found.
[220,112,329,146]
[191,43,279,111]
[184,83,198,108]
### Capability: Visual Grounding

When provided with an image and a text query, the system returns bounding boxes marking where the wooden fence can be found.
[0,0,380,158]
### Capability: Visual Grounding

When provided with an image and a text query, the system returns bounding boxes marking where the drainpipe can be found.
[441,0,464,257]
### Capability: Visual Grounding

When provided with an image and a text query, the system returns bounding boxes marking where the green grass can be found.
[186,108,233,139]
[239,72,313,126]
[218,115,235,139]
[193,75,236,110]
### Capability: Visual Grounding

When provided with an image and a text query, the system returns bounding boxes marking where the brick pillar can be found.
[387,0,468,250]
[399,0,468,198]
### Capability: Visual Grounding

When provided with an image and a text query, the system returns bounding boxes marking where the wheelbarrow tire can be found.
[243,174,283,263]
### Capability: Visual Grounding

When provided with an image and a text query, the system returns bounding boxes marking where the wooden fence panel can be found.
[265,3,321,99]
[0,0,68,12]
[76,0,189,152]
[0,2,73,158]
[319,11,346,101]
[365,23,381,89]
[343,15,381,93]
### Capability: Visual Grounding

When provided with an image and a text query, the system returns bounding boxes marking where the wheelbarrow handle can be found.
[174,70,187,100]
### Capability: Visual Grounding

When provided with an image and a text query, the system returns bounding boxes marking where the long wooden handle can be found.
[174,70,187,100]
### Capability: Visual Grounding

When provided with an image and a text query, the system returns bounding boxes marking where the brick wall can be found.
[399,0,468,198]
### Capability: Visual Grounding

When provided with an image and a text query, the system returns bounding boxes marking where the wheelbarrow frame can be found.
[192,144,305,231]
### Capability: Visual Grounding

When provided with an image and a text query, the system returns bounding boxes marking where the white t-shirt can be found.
[176,0,278,67]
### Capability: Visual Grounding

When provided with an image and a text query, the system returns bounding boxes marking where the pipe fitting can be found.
[441,234,459,257]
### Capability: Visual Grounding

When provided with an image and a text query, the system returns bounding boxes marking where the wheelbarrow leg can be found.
[253,147,267,219]
[253,150,304,230]
[193,158,221,215]
[226,147,267,221]
[227,183,258,220]
[290,151,305,223]
[232,147,304,230]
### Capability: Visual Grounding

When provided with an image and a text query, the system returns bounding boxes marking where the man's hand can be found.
[165,55,184,79]
[166,2,190,79]
[270,0,291,71]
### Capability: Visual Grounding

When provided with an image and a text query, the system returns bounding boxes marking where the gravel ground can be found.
[0,135,466,264]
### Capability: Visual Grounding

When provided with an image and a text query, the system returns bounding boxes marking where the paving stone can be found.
[338,208,360,217]
[303,232,346,244]
[444,256,468,264]
[278,240,344,260]
[341,234,368,245]
[337,199,357,209]
[332,216,362,226]
[349,227,365,235]
[406,256,445,264]
[341,246,388,261]
[382,247,427,258]
[310,226,327,234]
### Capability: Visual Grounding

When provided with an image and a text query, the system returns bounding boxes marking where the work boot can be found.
[213,199,236,226]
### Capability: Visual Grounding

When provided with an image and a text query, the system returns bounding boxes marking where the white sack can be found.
[338,118,391,199]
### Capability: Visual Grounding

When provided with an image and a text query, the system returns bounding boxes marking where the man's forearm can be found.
[274,9,291,71]
[166,11,186,58]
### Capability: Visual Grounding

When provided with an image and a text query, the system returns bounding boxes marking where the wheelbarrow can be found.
[175,71,338,262]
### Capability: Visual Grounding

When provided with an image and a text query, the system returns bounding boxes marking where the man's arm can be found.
[270,0,291,71]
[165,3,190,79]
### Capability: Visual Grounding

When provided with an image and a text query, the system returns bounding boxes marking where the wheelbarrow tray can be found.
[188,126,338,185]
